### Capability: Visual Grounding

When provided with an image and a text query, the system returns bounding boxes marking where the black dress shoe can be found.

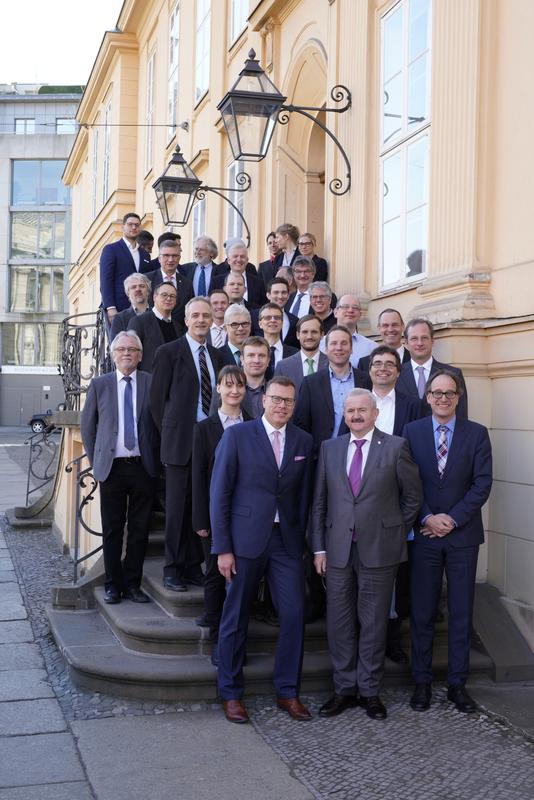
[410,683,432,711]
[123,587,150,603]
[163,577,187,592]
[319,694,359,718]
[182,568,205,587]
[386,642,409,664]
[447,685,477,713]
[104,588,121,604]
[360,695,387,720]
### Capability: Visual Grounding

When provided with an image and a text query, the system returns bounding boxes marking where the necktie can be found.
[233,349,241,367]
[266,346,276,381]
[123,376,136,451]
[348,439,366,540]
[198,345,212,415]
[198,265,207,296]
[212,326,224,349]
[292,292,304,317]
[271,429,281,467]
[305,357,315,375]
[437,425,448,476]
[416,366,426,399]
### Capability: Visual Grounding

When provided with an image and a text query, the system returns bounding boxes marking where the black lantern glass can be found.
[152,146,202,225]
[217,49,286,162]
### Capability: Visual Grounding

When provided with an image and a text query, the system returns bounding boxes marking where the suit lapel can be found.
[107,372,119,430]
[336,434,354,498]
[119,238,137,270]
[254,418,279,472]
[357,428,383,496]
[319,370,335,425]
[440,417,465,481]
[136,372,146,421]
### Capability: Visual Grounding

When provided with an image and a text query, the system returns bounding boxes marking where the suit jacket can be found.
[129,310,183,373]
[403,416,492,548]
[391,390,424,436]
[110,306,138,340]
[144,268,194,328]
[178,261,226,294]
[210,418,314,559]
[357,347,411,374]
[293,366,373,454]
[99,240,152,312]
[211,269,267,309]
[149,336,222,466]
[396,358,468,419]
[250,308,299,348]
[258,259,277,289]
[80,370,160,482]
[217,343,241,367]
[310,430,422,569]
[274,350,329,395]
[191,409,252,531]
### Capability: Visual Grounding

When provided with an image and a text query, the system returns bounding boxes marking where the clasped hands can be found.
[421,513,455,538]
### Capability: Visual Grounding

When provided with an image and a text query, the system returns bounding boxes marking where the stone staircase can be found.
[47,517,494,701]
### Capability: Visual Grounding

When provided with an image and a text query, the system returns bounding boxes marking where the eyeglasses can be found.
[311,294,329,301]
[428,390,458,399]
[298,240,313,246]
[260,314,282,322]
[115,347,141,354]
[265,395,295,407]
[370,360,398,370]
[157,293,177,300]
[228,321,250,329]
[337,304,361,311]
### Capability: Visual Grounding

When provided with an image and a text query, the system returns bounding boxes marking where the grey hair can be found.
[195,235,218,259]
[224,303,251,324]
[343,388,377,410]
[224,270,245,285]
[227,240,248,258]
[123,272,151,294]
[309,281,332,298]
[110,330,143,354]
[224,237,247,254]
[184,296,212,319]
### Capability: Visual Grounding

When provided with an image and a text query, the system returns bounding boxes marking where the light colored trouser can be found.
[326,543,398,696]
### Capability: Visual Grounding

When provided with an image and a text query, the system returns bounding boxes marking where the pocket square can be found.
[294,455,306,461]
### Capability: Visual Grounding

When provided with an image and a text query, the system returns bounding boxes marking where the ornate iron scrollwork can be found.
[60,309,109,411]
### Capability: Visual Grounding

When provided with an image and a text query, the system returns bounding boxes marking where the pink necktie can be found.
[271,430,281,467]
[348,439,366,496]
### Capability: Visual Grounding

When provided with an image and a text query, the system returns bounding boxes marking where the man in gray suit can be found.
[81,331,160,605]
[311,388,422,719]
[274,314,328,393]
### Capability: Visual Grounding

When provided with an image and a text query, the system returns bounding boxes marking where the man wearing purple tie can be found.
[311,389,422,720]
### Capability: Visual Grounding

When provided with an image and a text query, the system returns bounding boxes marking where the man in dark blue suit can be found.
[211,376,314,724]
[99,213,152,325]
[403,370,492,714]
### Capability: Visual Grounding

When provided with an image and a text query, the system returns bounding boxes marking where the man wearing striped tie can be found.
[150,298,223,593]
[403,371,492,715]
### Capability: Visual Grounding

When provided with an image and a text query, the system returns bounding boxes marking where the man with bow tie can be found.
[311,388,422,720]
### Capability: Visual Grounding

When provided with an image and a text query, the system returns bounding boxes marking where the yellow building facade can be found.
[58,0,534,646]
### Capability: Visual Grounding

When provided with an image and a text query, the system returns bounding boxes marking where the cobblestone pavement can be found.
[4,520,534,800]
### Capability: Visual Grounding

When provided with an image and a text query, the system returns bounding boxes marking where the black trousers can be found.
[200,535,226,643]
[99,459,157,591]
[164,462,203,578]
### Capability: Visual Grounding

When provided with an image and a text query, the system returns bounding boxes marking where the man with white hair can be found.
[311,388,422,720]
[212,242,266,308]
[110,273,152,339]
[180,235,222,295]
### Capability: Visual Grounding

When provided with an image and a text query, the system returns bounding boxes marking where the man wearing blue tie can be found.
[403,370,492,714]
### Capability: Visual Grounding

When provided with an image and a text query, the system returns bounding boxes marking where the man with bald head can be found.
[212,243,267,308]
[324,294,376,369]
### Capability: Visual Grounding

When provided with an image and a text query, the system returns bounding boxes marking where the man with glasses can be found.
[309,281,336,335]
[275,314,328,394]
[217,305,252,367]
[297,232,328,281]
[325,294,376,368]
[252,277,299,348]
[211,376,314,724]
[396,318,468,419]
[258,302,298,380]
[285,256,317,318]
[403,371,492,714]
[130,283,182,372]
[145,239,194,329]
[81,332,159,605]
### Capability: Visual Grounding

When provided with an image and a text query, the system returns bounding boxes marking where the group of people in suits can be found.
[88,214,493,725]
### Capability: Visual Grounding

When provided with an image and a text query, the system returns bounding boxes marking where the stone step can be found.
[142,558,204,617]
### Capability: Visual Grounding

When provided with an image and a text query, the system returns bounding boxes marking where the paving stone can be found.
[0,600,27,622]
[0,643,43,671]
[0,783,93,800]
[0,733,85,788]
[0,699,66,735]
[0,558,13,571]
[0,621,33,644]
[0,571,16,583]
[0,669,54,702]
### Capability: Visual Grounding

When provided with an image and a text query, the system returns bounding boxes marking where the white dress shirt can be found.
[345,428,375,476]
[270,339,284,365]
[218,410,243,429]
[289,289,311,317]
[411,357,433,385]
[210,323,226,348]
[115,369,140,457]
[153,308,172,322]
[373,389,396,435]
[123,237,140,271]
[160,269,177,287]
[300,350,321,374]
[397,344,406,363]
[282,248,297,267]
[262,415,286,522]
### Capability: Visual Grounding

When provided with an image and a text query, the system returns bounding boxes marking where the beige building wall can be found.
[58,0,534,643]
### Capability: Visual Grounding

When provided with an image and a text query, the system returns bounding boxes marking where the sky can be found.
[0,0,125,86]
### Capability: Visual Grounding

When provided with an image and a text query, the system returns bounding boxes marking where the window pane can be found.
[53,214,66,258]
[383,152,402,222]
[383,7,403,82]
[10,267,37,312]
[38,215,54,258]
[2,325,17,365]
[41,161,69,204]
[382,218,401,286]
[56,118,77,134]
[383,73,402,145]
[22,326,37,366]
[52,268,65,311]
[407,53,427,128]
[12,161,40,205]
[407,136,428,210]
[409,0,430,61]
[40,324,61,367]
[11,212,39,257]
[405,207,426,277]
[37,268,51,311]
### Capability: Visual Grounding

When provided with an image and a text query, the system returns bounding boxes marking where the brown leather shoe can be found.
[222,699,249,724]
[276,697,312,720]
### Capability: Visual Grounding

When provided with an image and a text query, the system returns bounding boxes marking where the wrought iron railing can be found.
[60,309,110,410]
[65,453,102,584]
[23,427,60,508]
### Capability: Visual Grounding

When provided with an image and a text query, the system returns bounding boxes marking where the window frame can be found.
[55,118,77,135]
[226,163,244,241]
[145,50,156,174]
[102,101,112,204]
[195,0,211,104]
[230,0,248,44]
[167,3,180,142]
[15,118,35,135]
[10,211,66,261]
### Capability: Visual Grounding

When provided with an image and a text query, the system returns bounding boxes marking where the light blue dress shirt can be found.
[329,367,355,438]
[193,263,214,296]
